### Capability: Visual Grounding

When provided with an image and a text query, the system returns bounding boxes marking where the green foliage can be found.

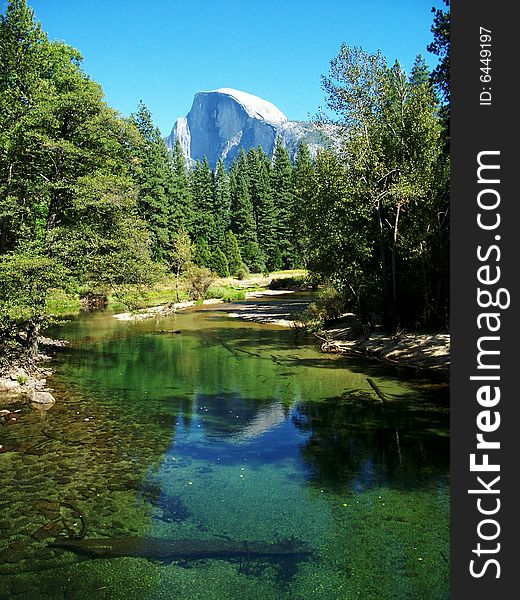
[291,142,314,261]
[0,0,161,357]
[246,147,277,269]
[268,275,308,290]
[47,173,158,292]
[209,248,229,277]
[190,157,218,247]
[129,101,180,261]
[295,287,350,332]
[205,285,246,303]
[311,44,449,327]
[427,0,450,105]
[230,151,258,268]
[212,159,231,247]
[193,237,212,267]
[166,228,193,291]
[46,289,80,315]
[223,230,242,276]
[271,139,298,268]
[0,250,68,355]
[187,266,214,300]
[236,266,249,281]
[241,241,265,274]
[170,140,194,228]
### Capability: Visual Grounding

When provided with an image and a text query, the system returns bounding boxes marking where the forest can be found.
[0,0,450,364]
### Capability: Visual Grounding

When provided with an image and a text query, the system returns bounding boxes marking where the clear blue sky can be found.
[14,0,443,135]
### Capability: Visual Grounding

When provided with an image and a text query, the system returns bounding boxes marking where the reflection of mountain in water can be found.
[232,402,286,442]
[186,393,289,442]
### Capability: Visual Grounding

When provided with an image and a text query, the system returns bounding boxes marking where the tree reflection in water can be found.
[292,389,449,494]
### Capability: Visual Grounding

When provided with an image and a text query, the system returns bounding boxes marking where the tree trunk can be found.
[25,318,42,359]
[175,266,181,302]
[391,203,401,320]
[375,199,389,306]
[0,221,7,254]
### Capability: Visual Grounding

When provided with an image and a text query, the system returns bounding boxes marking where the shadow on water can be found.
[292,389,449,494]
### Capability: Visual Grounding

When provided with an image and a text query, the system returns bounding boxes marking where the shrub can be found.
[187,266,214,300]
[236,266,250,280]
[268,275,307,290]
[316,287,349,320]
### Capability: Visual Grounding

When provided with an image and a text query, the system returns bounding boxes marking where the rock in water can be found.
[165,88,330,168]
[29,390,56,405]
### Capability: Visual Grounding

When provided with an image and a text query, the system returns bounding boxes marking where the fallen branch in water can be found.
[366,378,387,403]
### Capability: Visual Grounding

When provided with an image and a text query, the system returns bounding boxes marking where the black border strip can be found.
[451,1,518,596]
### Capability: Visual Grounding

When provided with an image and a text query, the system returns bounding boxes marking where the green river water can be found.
[0,299,449,599]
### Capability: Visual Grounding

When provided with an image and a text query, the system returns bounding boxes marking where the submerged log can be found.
[51,536,311,562]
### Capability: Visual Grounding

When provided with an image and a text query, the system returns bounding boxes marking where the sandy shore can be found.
[113,290,298,323]
[113,298,224,321]
[320,331,450,377]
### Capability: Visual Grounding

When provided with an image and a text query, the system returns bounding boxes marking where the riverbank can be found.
[320,329,450,378]
[224,297,449,378]
[112,290,300,323]
[0,338,66,406]
[113,298,224,321]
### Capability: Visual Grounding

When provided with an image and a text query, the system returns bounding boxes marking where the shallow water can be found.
[0,301,449,599]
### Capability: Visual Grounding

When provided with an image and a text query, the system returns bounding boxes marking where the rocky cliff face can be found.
[165,88,328,168]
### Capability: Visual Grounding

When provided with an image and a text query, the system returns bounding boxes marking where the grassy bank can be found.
[45,270,308,317]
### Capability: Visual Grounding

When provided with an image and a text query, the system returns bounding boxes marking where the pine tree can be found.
[209,248,229,277]
[223,230,243,277]
[193,237,211,267]
[170,140,194,231]
[271,138,296,268]
[212,159,231,248]
[229,150,262,270]
[166,229,193,301]
[291,141,314,265]
[129,101,174,261]
[190,157,217,248]
[246,148,278,270]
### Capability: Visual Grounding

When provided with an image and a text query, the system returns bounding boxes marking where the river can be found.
[0,299,449,599]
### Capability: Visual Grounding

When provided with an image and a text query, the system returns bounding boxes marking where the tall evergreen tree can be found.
[209,248,229,277]
[246,148,277,270]
[129,101,175,260]
[212,159,231,248]
[229,150,262,270]
[271,138,296,268]
[292,141,314,263]
[223,230,243,277]
[427,0,450,106]
[170,140,194,230]
[190,157,217,250]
